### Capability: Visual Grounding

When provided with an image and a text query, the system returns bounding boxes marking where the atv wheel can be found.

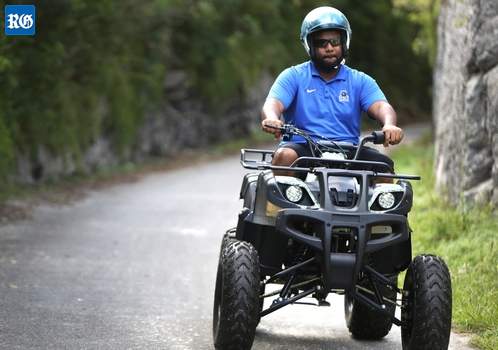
[401,254,452,350]
[344,275,397,339]
[213,238,260,350]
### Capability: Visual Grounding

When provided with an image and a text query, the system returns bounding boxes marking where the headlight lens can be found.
[285,185,303,203]
[378,192,395,209]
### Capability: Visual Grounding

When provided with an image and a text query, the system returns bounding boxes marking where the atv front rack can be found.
[240,148,420,180]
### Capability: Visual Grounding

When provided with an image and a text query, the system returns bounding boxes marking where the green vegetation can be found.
[391,138,498,350]
[172,0,434,116]
[0,0,170,180]
[0,0,434,183]
[393,0,440,66]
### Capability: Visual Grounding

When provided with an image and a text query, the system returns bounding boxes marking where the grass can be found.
[390,137,498,350]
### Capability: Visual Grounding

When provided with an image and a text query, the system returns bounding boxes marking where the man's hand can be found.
[382,124,404,147]
[367,101,402,147]
[261,98,285,140]
[261,119,284,139]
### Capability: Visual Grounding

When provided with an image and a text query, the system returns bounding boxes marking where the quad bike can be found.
[212,124,452,350]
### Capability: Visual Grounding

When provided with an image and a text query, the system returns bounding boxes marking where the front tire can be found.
[344,275,397,339]
[213,239,260,350]
[401,254,452,350]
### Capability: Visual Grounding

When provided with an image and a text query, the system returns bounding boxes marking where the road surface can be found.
[0,137,475,349]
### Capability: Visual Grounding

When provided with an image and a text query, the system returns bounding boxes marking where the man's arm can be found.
[261,98,285,138]
[367,101,404,146]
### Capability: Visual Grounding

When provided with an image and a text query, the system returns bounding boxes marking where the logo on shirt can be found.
[306,88,316,93]
[339,89,349,102]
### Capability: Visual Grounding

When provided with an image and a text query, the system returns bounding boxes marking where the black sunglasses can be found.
[313,38,342,48]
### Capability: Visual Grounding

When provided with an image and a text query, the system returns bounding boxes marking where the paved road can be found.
[0,141,475,349]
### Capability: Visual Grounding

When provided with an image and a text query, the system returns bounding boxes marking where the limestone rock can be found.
[13,70,272,183]
[434,0,498,207]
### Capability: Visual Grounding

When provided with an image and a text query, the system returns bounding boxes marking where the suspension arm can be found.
[260,287,318,318]
[266,257,316,284]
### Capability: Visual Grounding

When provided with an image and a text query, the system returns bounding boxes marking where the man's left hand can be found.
[382,125,404,147]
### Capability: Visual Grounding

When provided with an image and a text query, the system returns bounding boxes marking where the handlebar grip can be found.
[371,131,385,145]
[264,124,282,131]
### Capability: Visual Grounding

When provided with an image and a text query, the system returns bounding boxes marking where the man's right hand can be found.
[261,98,285,140]
[261,119,284,139]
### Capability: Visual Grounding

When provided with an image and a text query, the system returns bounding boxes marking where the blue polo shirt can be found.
[267,62,386,144]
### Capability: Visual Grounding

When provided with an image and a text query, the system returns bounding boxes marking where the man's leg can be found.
[272,147,299,176]
[271,143,310,176]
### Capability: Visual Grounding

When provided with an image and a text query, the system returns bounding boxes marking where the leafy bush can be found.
[0,0,434,180]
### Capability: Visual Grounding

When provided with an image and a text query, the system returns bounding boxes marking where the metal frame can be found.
[259,259,405,327]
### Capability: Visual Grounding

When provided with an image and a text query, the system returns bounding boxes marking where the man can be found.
[261,6,403,173]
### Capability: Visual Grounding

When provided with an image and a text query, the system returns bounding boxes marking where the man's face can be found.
[311,30,343,72]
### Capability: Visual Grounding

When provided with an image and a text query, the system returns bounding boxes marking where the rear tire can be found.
[213,238,260,350]
[401,254,452,350]
[344,275,397,339]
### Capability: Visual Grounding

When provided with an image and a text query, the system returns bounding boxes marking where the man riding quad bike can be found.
[212,125,452,350]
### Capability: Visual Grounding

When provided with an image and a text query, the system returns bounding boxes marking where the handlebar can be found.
[265,124,386,160]
[264,123,302,137]
[365,131,385,145]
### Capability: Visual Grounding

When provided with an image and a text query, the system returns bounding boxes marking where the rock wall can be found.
[135,71,273,161]
[13,71,273,183]
[434,0,498,206]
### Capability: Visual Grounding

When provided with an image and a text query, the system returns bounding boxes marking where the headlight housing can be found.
[275,176,319,207]
[369,184,405,211]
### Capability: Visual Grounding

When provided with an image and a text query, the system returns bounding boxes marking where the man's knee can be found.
[272,147,298,166]
[272,147,299,176]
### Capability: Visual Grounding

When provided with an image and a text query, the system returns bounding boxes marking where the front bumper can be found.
[275,208,409,290]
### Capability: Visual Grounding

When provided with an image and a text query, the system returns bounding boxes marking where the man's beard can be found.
[312,55,341,73]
